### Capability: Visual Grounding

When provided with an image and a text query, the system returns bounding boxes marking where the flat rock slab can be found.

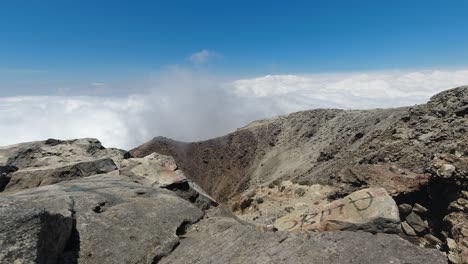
[274,188,400,233]
[0,174,204,264]
[0,138,129,193]
[160,213,447,264]
[0,138,127,169]
[4,158,117,192]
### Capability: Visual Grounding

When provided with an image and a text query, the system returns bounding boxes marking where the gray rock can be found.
[402,221,417,236]
[425,234,443,245]
[438,164,456,178]
[0,174,204,264]
[0,138,128,170]
[399,203,413,217]
[454,104,468,116]
[119,153,217,209]
[413,203,428,215]
[160,214,447,264]
[4,158,117,192]
[0,194,74,264]
[406,212,429,233]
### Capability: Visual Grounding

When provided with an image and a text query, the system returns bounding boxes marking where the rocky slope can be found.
[0,86,466,263]
[0,139,448,263]
[132,86,468,263]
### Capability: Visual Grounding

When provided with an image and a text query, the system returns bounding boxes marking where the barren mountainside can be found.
[132,86,468,263]
[0,86,466,264]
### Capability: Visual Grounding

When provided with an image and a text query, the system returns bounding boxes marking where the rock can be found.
[160,213,447,264]
[413,203,428,215]
[45,138,64,146]
[447,238,459,251]
[4,158,117,192]
[425,234,443,245]
[274,188,401,233]
[406,212,429,233]
[295,188,306,197]
[398,203,413,217]
[0,165,17,191]
[0,196,74,264]
[0,173,204,264]
[438,164,456,178]
[444,209,468,264]
[119,153,217,209]
[256,197,264,204]
[454,104,468,116]
[239,198,253,210]
[402,221,417,236]
[0,138,127,169]
[0,138,130,193]
[447,238,463,263]
[119,153,185,187]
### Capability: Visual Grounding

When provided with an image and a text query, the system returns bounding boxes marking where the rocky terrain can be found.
[0,86,466,263]
[132,86,468,263]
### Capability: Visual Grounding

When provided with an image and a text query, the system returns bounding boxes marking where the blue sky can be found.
[1,0,468,96]
[1,1,468,147]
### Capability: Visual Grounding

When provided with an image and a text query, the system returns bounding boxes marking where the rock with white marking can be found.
[274,188,401,233]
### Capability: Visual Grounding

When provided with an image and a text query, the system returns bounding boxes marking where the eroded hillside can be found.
[132,86,468,263]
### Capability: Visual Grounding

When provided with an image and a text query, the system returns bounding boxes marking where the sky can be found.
[1,1,468,148]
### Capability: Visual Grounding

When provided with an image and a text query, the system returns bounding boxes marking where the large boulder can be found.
[120,153,217,209]
[0,138,128,169]
[0,174,204,264]
[274,188,400,233]
[4,158,117,192]
[0,138,129,193]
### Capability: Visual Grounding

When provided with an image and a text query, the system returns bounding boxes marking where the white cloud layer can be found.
[0,68,467,149]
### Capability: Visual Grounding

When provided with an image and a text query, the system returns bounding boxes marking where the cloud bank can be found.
[1,68,467,149]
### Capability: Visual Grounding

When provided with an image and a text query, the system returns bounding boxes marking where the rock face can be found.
[0,138,129,192]
[132,86,468,262]
[120,152,217,209]
[0,174,204,264]
[160,209,447,264]
[0,136,449,263]
[4,86,468,263]
[274,188,400,233]
[0,139,217,263]
[5,158,117,192]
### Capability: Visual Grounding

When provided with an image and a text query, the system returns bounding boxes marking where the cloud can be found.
[0,68,467,149]
[230,69,468,109]
[188,50,220,64]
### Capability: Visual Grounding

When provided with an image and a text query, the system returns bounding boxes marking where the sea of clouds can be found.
[1,68,467,149]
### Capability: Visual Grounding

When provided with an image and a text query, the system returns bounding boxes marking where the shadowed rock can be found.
[0,174,204,264]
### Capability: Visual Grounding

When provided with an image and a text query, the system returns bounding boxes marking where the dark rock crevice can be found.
[394,177,462,254]
[152,216,204,264]
[59,197,81,264]
[0,165,18,191]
